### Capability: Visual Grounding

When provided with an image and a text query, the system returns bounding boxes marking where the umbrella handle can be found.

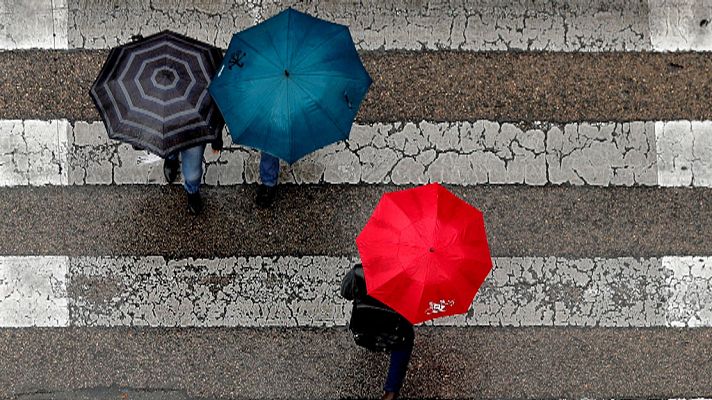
[343,91,353,110]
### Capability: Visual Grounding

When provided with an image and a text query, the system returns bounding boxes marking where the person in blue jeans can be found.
[256,152,280,208]
[163,137,221,215]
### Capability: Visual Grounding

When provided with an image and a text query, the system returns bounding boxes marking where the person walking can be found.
[208,9,373,211]
[90,30,226,216]
[341,263,415,400]
[163,136,222,215]
[256,152,280,208]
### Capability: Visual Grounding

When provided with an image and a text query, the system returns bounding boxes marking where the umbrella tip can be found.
[284,69,290,77]
[429,247,435,253]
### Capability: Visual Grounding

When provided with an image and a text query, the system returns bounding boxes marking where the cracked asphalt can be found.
[64,0,653,52]
[2,51,712,123]
[60,119,663,188]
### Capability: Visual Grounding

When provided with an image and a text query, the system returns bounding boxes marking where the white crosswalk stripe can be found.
[2,255,712,328]
[4,0,712,51]
[2,119,712,187]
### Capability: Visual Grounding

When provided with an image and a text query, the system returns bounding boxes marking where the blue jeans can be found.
[260,152,280,187]
[384,328,415,393]
[167,144,205,194]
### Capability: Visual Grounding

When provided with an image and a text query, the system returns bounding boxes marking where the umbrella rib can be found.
[286,78,293,164]
[234,36,283,72]
[262,20,286,68]
[290,28,349,71]
[223,79,285,143]
[289,79,350,137]
[237,74,288,83]
[433,186,442,251]
[419,253,436,314]
[285,11,321,67]
[292,72,370,82]
[286,8,292,69]
[385,194,432,247]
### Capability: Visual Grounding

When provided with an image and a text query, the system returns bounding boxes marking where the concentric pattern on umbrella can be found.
[356,183,493,324]
[209,8,372,164]
[90,31,224,157]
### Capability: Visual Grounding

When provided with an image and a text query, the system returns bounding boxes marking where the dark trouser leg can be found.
[383,327,415,393]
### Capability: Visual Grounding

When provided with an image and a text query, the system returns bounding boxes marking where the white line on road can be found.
[656,121,712,187]
[3,0,711,51]
[4,119,712,187]
[1,256,712,328]
[0,0,68,50]
[0,256,69,327]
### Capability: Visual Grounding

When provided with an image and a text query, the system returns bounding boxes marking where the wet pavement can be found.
[0,184,710,258]
[2,1,712,399]
[3,327,712,399]
[2,51,712,123]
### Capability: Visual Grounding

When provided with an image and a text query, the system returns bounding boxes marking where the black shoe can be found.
[187,191,203,215]
[255,184,277,208]
[382,392,398,400]
[163,158,179,183]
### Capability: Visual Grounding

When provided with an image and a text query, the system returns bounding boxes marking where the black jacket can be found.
[341,264,414,350]
[340,264,414,328]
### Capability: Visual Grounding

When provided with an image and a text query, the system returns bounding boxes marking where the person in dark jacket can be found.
[341,264,415,400]
[163,135,222,215]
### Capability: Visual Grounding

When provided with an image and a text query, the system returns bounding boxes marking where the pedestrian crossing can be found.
[6,0,709,51]
[2,119,712,187]
[2,255,712,328]
[8,0,712,52]
[1,0,712,399]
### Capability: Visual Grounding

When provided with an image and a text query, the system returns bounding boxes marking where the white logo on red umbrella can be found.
[425,299,455,315]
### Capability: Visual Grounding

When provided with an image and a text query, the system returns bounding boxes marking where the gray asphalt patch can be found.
[12,387,208,400]
[2,327,712,399]
[2,51,712,123]
[0,185,710,258]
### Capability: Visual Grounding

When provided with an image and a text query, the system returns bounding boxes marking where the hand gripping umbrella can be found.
[356,183,493,324]
[208,8,372,164]
[90,31,225,157]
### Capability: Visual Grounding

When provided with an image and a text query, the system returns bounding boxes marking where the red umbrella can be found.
[356,183,493,324]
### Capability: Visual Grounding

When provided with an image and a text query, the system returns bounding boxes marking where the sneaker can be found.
[163,158,180,183]
[255,184,277,208]
[187,191,203,215]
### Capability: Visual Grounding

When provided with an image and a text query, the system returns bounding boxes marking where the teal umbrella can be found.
[208,8,372,164]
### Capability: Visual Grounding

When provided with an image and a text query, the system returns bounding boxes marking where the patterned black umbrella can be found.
[90,31,224,157]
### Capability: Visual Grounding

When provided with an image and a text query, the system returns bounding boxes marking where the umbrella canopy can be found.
[208,8,372,164]
[90,30,225,157]
[356,183,493,324]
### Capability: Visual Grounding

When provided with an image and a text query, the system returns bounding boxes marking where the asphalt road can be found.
[0,184,710,258]
[2,51,712,123]
[2,327,712,399]
[3,19,712,400]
